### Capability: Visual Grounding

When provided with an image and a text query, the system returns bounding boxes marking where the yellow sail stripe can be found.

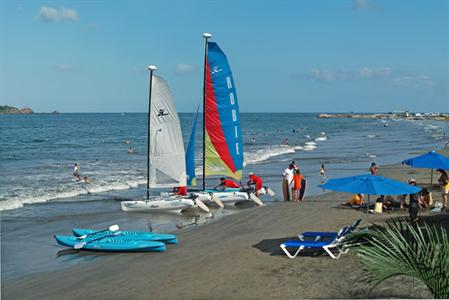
[205,131,242,180]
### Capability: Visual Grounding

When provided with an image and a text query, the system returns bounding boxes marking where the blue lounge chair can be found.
[280,227,350,259]
[298,219,361,242]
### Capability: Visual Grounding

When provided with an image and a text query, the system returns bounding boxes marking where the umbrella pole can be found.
[366,194,370,229]
[431,169,433,186]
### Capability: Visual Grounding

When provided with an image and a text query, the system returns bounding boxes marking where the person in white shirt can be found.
[73,163,80,176]
[282,163,295,201]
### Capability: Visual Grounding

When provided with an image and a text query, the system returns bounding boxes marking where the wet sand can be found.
[2,150,448,299]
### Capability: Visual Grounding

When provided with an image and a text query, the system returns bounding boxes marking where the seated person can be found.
[420,188,432,208]
[382,195,402,209]
[214,177,241,190]
[342,194,364,207]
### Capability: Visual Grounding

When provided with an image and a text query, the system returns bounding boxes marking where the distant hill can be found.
[0,105,34,114]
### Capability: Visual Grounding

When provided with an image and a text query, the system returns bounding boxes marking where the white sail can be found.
[149,75,186,188]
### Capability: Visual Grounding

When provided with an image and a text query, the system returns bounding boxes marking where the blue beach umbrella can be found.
[402,150,449,170]
[402,150,449,185]
[319,174,421,196]
[319,174,422,224]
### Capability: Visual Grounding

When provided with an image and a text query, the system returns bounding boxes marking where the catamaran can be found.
[120,66,209,213]
[186,33,273,206]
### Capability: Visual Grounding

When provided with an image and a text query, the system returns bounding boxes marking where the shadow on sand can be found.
[252,236,327,257]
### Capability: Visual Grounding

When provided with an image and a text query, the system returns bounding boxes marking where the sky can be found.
[0,0,448,113]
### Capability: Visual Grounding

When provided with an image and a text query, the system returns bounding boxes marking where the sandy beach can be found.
[3,149,448,299]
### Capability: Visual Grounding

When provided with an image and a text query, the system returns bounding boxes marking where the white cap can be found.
[248,172,254,176]
[408,178,416,184]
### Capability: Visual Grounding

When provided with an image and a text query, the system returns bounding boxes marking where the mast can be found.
[202,32,212,191]
[147,65,157,200]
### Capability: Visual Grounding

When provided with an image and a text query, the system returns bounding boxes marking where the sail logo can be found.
[157,108,170,117]
[211,65,222,74]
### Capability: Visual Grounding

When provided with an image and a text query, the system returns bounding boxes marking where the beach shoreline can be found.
[3,150,448,299]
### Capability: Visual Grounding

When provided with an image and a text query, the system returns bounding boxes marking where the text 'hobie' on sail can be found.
[121,66,209,213]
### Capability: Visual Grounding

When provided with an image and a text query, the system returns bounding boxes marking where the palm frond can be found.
[345,220,449,299]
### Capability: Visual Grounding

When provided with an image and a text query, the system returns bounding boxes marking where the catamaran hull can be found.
[194,190,249,206]
[121,198,195,213]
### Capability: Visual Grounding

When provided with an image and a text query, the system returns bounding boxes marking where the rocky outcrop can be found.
[0,105,34,114]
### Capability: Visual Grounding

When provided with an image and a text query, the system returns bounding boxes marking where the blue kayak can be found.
[72,228,178,244]
[54,235,167,252]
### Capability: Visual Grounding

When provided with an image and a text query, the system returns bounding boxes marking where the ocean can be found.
[0,113,447,278]
[0,113,446,211]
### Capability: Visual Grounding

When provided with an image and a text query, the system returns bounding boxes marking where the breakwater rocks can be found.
[317,112,448,121]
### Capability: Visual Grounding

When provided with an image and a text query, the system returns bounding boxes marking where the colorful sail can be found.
[149,75,186,188]
[204,42,243,180]
[186,107,199,186]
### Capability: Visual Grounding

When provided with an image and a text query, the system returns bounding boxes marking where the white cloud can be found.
[39,6,79,23]
[305,67,391,83]
[352,0,382,11]
[84,22,97,30]
[391,75,435,89]
[56,64,74,72]
[174,63,196,76]
[305,67,437,91]
[355,67,392,79]
[305,68,336,82]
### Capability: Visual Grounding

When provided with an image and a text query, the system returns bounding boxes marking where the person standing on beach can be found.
[292,169,303,202]
[282,163,295,201]
[320,164,326,183]
[437,169,448,212]
[369,162,378,175]
[407,178,422,225]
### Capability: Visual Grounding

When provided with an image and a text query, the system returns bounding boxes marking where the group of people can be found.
[341,163,448,225]
[215,172,264,196]
[282,161,305,202]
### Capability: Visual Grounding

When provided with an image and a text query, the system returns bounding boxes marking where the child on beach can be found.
[369,162,378,175]
[320,164,326,183]
[292,169,303,202]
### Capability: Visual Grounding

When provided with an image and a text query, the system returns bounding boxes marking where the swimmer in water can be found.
[128,147,134,154]
[73,163,80,176]
[283,138,289,145]
[251,137,255,145]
